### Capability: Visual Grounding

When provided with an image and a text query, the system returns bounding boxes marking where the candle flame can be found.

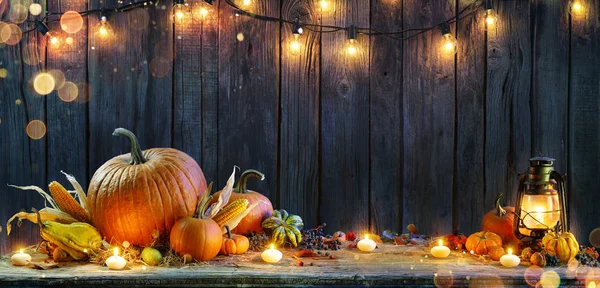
[438,239,443,246]
[365,234,369,240]
[83,249,88,253]
[113,247,119,257]
[19,249,24,254]
[507,248,513,255]
[269,244,274,250]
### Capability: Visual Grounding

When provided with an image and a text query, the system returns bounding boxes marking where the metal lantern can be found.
[513,157,568,239]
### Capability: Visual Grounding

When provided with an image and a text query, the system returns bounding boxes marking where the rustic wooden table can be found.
[1,244,597,287]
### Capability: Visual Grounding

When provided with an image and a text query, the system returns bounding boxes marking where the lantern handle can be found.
[550,170,568,233]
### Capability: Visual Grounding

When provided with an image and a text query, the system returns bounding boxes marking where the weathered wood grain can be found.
[217,0,279,199]
[485,0,531,211]
[455,0,485,235]
[369,0,403,234]
[173,0,219,184]
[279,0,320,228]
[0,6,47,255]
[88,1,173,174]
[531,0,570,171]
[46,0,89,188]
[568,0,600,244]
[320,0,370,234]
[402,0,455,236]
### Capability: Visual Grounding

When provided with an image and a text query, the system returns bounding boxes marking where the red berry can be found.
[329,255,334,259]
[298,261,304,266]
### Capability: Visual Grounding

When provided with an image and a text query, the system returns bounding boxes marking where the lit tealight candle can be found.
[261,244,283,264]
[431,239,451,258]
[357,234,377,252]
[10,249,32,266]
[106,248,127,270]
[500,248,520,268]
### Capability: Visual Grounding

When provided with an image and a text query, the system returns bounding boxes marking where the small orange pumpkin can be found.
[481,194,518,247]
[530,252,546,267]
[170,185,222,262]
[220,226,250,256]
[465,231,503,255]
[488,246,505,261]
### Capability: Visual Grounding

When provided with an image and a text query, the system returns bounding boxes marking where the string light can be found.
[173,0,190,22]
[242,0,252,7]
[570,0,584,16]
[484,0,497,28]
[345,25,359,56]
[440,23,457,55]
[318,0,330,11]
[289,20,303,55]
[96,16,113,41]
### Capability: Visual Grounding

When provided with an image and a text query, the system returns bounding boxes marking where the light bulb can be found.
[346,39,359,56]
[173,3,190,22]
[199,7,209,17]
[48,34,62,49]
[289,34,301,55]
[96,17,113,41]
[484,9,497,27]
[318,0,329,10]
[570,1,584,15]
[242,0,251,6]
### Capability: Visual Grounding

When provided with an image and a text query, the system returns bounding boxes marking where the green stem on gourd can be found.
[235,169,265,193]
[495,194,507,217]
[225,225,232,239]
[113,128,147,165]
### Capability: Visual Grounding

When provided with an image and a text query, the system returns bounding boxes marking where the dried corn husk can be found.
[60,171,88,211]
[205,166,237,218]
[6,208,77,235]
[7,184,59,210]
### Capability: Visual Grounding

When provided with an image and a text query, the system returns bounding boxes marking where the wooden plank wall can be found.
[1,0,600,254]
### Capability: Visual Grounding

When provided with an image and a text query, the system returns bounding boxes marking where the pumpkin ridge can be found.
[157,160,189,219]
[147,160,173,233]
[165,159,198,215]
[142,164,162,236]
[117,165,134,243]
[130,165,148,244]
[90,163,121,231]
[106,165,128,243]
[98,164,124,242]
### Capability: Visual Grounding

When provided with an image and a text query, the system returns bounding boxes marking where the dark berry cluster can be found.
[544,253,560,266]
[299,223,342,251]
[248,231,270,252]
[576,246,600,267]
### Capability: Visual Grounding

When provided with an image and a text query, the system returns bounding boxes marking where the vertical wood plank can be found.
[455,0,485,235]
[279,0,320,228]
[369,0,402,234]
[88,1,173,174]
[217,1,279,199]
[320,0,370,233]
[485,0,531,211]
[46,0,89,188]
[173,0,219,183]
[0,5,47,254]
[531,0,569,171]
[569,0,600,244]
[402,0,455,235]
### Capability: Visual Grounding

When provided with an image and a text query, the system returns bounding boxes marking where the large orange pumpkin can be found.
[87,128,207,246]
[170,186,223,261]
[209,169,273,235]
[465,231,503,255]
[482,194,518,247]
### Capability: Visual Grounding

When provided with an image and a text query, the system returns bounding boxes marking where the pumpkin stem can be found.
[494,194,507,217]
[112,128,148,165]
[225,225,232,239]
[235,169,265,193]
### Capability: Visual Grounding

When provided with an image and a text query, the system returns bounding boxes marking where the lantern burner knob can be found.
[530,157,555,167]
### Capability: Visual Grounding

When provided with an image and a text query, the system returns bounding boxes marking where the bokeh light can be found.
[1,24,23,45]
[149,57,171,78]
[524,266,544,287]
[0,68,8,78]
[538,270,561,288]
[26,120,46,140]
[433,270,454,288]
[9,4,28,23]
[47,69,66,90]
[33,72,56,95]
[29,3,42,16]
[590,228,600,248]
[65,36,74,45]
[58,81,78,102]
[128,8,149,31]
[237,32,244,42]
[60,11,84,34]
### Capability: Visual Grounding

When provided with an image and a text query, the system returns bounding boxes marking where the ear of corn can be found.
[48,181,90,223]
[212,199,249,227]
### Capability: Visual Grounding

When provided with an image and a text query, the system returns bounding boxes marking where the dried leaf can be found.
[6,208,77,235]
[8,184,58,210]
[295,250,319,257]
[31,261,59,270]
[61,171,88,211]
[206,167,237,219]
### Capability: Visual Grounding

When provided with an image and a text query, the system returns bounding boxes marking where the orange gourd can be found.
[465,231,503,255]
[488,246,505,261]
[170,185,222,261]
[209,170,273,235]
[87,128,207,246]
[481,194,518,247]
[220,226,250,256]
